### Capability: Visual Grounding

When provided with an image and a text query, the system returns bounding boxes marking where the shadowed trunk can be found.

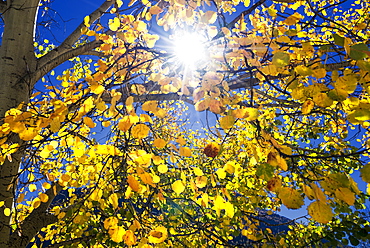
[0,0,39,246]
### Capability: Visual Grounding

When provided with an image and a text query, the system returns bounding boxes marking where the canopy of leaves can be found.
[1,0,370,247]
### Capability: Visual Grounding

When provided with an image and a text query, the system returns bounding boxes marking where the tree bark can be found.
[0,0,39,246]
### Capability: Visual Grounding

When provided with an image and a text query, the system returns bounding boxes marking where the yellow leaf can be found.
[203,11,217,24]
[179,147,192,157]
[295,65,313,76]
[29,184,37,192]
[222,27,231,37]
[149,6,163,15]
[216,168,226,179]
[219,115,235,130]
[157,163,168,174]
[172,180,185,194]
[361,163,370,183]
[277,156,288,171]
[118,116,133,132]
[127,175,140,192]
[19,127,38,141]
[142,0,151,6]
[139,172,155,186]
[131,124,150,139]
[148,226,167,243]
[176,136,186,146]
[224,162,235,174]
[243,0,250,7]
[195,99,209,112]
[109,226,126,243]
[153,138,166,148]
[195,176,208,188]
[84,16,90,27]
[301,99,315,115]
[109,17,120,31]
[90,84,105,94]
[131,84,146,95]
[3,208,11,217]
[193,167,204,176]
[61,174,71,182]
[83,117,96,128]
[307,201,333,224]
[116,0,123,7]
[278,187,304,209]
[109,193,119,209]
[32,198,41,209]
[283,12,302,25]
[39,193,49,203]
[104,216,119,230]
[123,229,136,246]
[313,92,333,108]
[232,107,258,121]
[311,183,327,202]
[313,68,327,78]
[224,201,234,218]
[335,187,355,205]
[142,101,158,112]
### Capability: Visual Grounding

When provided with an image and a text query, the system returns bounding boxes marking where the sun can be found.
[172,31,208,68]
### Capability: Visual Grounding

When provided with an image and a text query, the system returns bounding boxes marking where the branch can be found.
[37,0,114,71]
[29,40,103,86]
[9,182,63,248]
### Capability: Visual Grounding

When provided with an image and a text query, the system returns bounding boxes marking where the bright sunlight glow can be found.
[172,32,207,67]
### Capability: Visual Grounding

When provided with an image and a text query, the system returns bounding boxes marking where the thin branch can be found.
[45,235,96,248]
[37,0,114,70]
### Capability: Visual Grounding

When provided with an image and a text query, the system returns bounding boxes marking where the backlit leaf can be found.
[278,187,304,209]
[109,17,120,31]
[301,99,314,114]
[272,51,290,67]
[172,180,185,194]
[179,147,192,157]
[3,208,11,217]
[307,201,333,224]
[219,115,235,130]
[153,138,166,148]
[131,124,150,139]
[127,175,140,192]
[335,187,355,205]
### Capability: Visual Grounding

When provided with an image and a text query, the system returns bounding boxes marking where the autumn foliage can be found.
[1,0,370,247]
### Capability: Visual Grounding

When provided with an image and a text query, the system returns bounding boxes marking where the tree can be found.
[0,0,369,247]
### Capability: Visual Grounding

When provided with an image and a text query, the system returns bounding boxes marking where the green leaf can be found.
[332,33,344,46]
[272,51,290,67]
[349,43,369,60]
[360,163,370,183]
[256,163,274,181]
[349,236,359,246]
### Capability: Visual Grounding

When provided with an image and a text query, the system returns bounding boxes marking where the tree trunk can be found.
[0,0,39,246]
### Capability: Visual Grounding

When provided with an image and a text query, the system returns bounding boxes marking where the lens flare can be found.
[172,32,207,67]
